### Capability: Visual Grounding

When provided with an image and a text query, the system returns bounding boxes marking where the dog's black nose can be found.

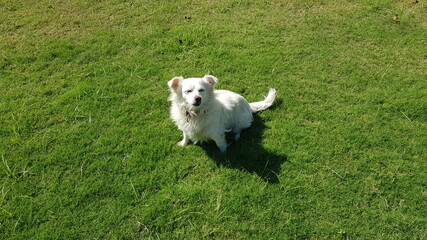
[194,96,202,106]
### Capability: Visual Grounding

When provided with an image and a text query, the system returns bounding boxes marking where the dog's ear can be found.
[204,75,218,86]
[168,76,184,91]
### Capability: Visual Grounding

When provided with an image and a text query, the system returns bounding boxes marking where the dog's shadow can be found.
[201,114,287,184]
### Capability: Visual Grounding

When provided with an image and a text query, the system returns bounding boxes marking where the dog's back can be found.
[213,90,253,133]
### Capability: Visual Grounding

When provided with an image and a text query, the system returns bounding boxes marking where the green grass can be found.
[1,0,426,239]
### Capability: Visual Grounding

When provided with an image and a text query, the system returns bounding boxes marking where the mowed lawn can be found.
[1,0,426,239]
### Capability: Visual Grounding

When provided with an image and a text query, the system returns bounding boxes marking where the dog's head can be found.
[168,75,218,110]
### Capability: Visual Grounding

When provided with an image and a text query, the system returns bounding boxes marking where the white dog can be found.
[168,75,276,152]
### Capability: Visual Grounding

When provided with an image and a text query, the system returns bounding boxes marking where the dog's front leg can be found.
[178,131,189,146]
[212,133,227,152]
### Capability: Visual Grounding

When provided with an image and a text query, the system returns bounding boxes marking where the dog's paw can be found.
[219,144,227,153]
[178,141,187,147]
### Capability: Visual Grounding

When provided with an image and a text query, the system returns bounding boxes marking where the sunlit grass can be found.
[1,0,426,239]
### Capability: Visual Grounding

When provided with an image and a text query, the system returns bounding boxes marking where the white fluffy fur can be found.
[168,75,276,152]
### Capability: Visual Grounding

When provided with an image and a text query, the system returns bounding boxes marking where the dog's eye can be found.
[184,90,193,94]
[199,89,205,92]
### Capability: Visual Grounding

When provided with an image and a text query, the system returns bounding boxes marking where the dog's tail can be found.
[249,88,276,113]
